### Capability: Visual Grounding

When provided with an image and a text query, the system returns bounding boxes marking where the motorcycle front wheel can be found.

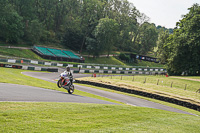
[57,79,62,88]
[68,85,74,94]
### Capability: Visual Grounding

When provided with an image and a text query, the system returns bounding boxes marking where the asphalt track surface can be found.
[0,83,116,104]
[0,69,195,115]
[18,71,196,115]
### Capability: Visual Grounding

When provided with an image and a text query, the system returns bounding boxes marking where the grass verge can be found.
[84,56,164,67]
[0,102,200,133]
[0,48,43,60]
[0,47,165,68]
[84,56,126,66]
[132,60,164,67]
[0,68,200,132]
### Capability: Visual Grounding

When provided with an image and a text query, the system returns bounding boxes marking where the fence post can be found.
[157,79,159,85]
[196,88,200,93]
[171,82,173,88]
[132,76,134,81]
[185,84,187,90]
[144,77,147,84]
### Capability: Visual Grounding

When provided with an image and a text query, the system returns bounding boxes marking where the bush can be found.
[119,53,130,62]
[0,10,24,43]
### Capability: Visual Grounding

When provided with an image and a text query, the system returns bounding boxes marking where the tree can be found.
[62,27,83,51]
[156,31,170,64]
[138,22,158,55]
[79,0,105,54]
[131,13,149,48]
[24,19,45,44]
[159,4,200,75]
[85,36,102,57]
[10,0,37,21]
[156,25,174,34]
[0,0,160,57]
[0,3,24,43]
[94,18,119,57]
[114,0,138,51]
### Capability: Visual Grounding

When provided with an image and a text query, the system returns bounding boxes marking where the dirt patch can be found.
[171,76,200,82]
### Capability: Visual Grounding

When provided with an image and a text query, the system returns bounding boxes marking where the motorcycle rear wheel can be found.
[68,85,74,94]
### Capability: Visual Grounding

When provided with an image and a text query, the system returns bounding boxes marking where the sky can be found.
[128,0,200,28]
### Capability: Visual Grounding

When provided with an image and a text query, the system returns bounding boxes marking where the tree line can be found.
[156,4,200,76]
[3,0,198,76]
[0,0,168,57]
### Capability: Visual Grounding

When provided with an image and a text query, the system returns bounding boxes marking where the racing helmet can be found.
[66,66,70,71]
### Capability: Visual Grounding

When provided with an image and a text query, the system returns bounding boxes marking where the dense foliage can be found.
[0,0,160,56]
[1,0,199,75]
[156,4,200,76]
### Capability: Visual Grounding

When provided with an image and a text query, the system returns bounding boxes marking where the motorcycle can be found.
[57,75,75,94]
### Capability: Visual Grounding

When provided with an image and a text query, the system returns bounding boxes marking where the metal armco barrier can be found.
[71,70,166,75]
[0,58,167,72]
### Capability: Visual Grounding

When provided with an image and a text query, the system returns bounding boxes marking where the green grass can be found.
[132,60,164,67]
[0,43,30,47]
[0,47,43,60]
[0,47,81,65]
[114,51,163,67]
[78,76,200,105]
[1,102,200,133]
[0,47,125,66]
[0,43,64,48]
[84,56,126,66]
[0,68,200,132]
[0,44,9,46]
[145,51,157,58]
[0,46,164,68]
[84,56,164,68]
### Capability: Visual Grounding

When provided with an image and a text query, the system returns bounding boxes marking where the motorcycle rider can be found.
[61,66,73,86]
[66,66,73,85]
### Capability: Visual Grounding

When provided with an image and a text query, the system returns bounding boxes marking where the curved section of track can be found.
[22,72,195,115]
[0,83,117,104]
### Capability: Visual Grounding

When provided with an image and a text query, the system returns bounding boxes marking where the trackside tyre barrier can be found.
[0,63,58,72]
[21,66,58,72]
[0,63,22,69]
[75,79,200,112]
[47,68,58,72]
